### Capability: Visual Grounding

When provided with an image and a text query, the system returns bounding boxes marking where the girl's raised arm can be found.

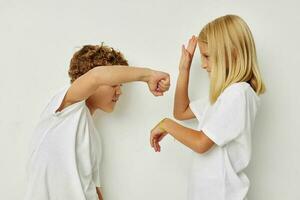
[173,36,197,120]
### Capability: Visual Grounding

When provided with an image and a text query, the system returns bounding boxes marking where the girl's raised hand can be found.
[150,122,168,152]
[179,35,198,71]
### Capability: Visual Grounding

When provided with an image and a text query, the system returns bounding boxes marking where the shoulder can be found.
[216,82,260,110]
[49,85,70,107]
[40,85,85,118]
[220,82,258,100]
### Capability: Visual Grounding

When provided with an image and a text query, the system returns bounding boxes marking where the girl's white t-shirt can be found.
[24,85,102,200]
[188,82,260,200]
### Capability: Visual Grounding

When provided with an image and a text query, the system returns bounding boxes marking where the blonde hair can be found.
[198,14,266,104]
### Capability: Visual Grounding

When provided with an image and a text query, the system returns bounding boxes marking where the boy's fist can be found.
[147,70,170,96]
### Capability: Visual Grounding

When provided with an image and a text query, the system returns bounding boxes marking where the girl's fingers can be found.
[182,45,186,52]
[182,45,185,52]
[187,36,197,51]
[187,42,196,52]
[155,139,161,152]
[151,134,158,151]
[152,139,156,151]
[150,134,154,147]
[157,142,161,152]
[154,138,158,152]
[150,132,165,152]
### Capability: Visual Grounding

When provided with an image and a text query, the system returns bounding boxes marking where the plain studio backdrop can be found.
[1,0,299,199]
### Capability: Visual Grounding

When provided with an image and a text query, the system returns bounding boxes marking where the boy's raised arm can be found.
[59,66,170,110]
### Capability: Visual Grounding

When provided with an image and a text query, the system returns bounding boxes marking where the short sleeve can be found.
[201,90,247,147]
[189,97,209,121]
[40,85,85,118]
[51,85,70,113]
[92,165,101,187]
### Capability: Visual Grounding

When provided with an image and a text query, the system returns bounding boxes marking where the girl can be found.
[150,15,265,200]
[24,44,170,200]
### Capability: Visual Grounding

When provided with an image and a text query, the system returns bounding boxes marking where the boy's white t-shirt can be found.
[24,85,102,200]
[188,82,260,200]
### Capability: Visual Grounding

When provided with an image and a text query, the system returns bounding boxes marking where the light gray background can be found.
[1,0,299,199]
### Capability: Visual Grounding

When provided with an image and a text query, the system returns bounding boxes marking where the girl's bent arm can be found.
[151,118,214,154]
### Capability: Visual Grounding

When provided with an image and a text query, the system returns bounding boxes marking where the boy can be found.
[24,44,170,200]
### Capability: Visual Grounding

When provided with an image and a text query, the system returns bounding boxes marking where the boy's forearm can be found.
[174,69,191,117]
[92,66,152,86]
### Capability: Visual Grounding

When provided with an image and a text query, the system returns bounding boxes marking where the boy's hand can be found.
[147,70,170,96]
[150,120,168,152]
[179,35,198,71]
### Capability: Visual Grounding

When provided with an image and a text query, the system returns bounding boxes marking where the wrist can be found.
[159,118,170,132]
[178,68,190,74]
[140,68,152,82]
[179,59,192,70]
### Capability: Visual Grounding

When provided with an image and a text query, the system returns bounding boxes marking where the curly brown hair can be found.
[68,44,128,83]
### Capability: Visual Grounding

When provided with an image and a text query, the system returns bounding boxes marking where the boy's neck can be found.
[85,101,96,116]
